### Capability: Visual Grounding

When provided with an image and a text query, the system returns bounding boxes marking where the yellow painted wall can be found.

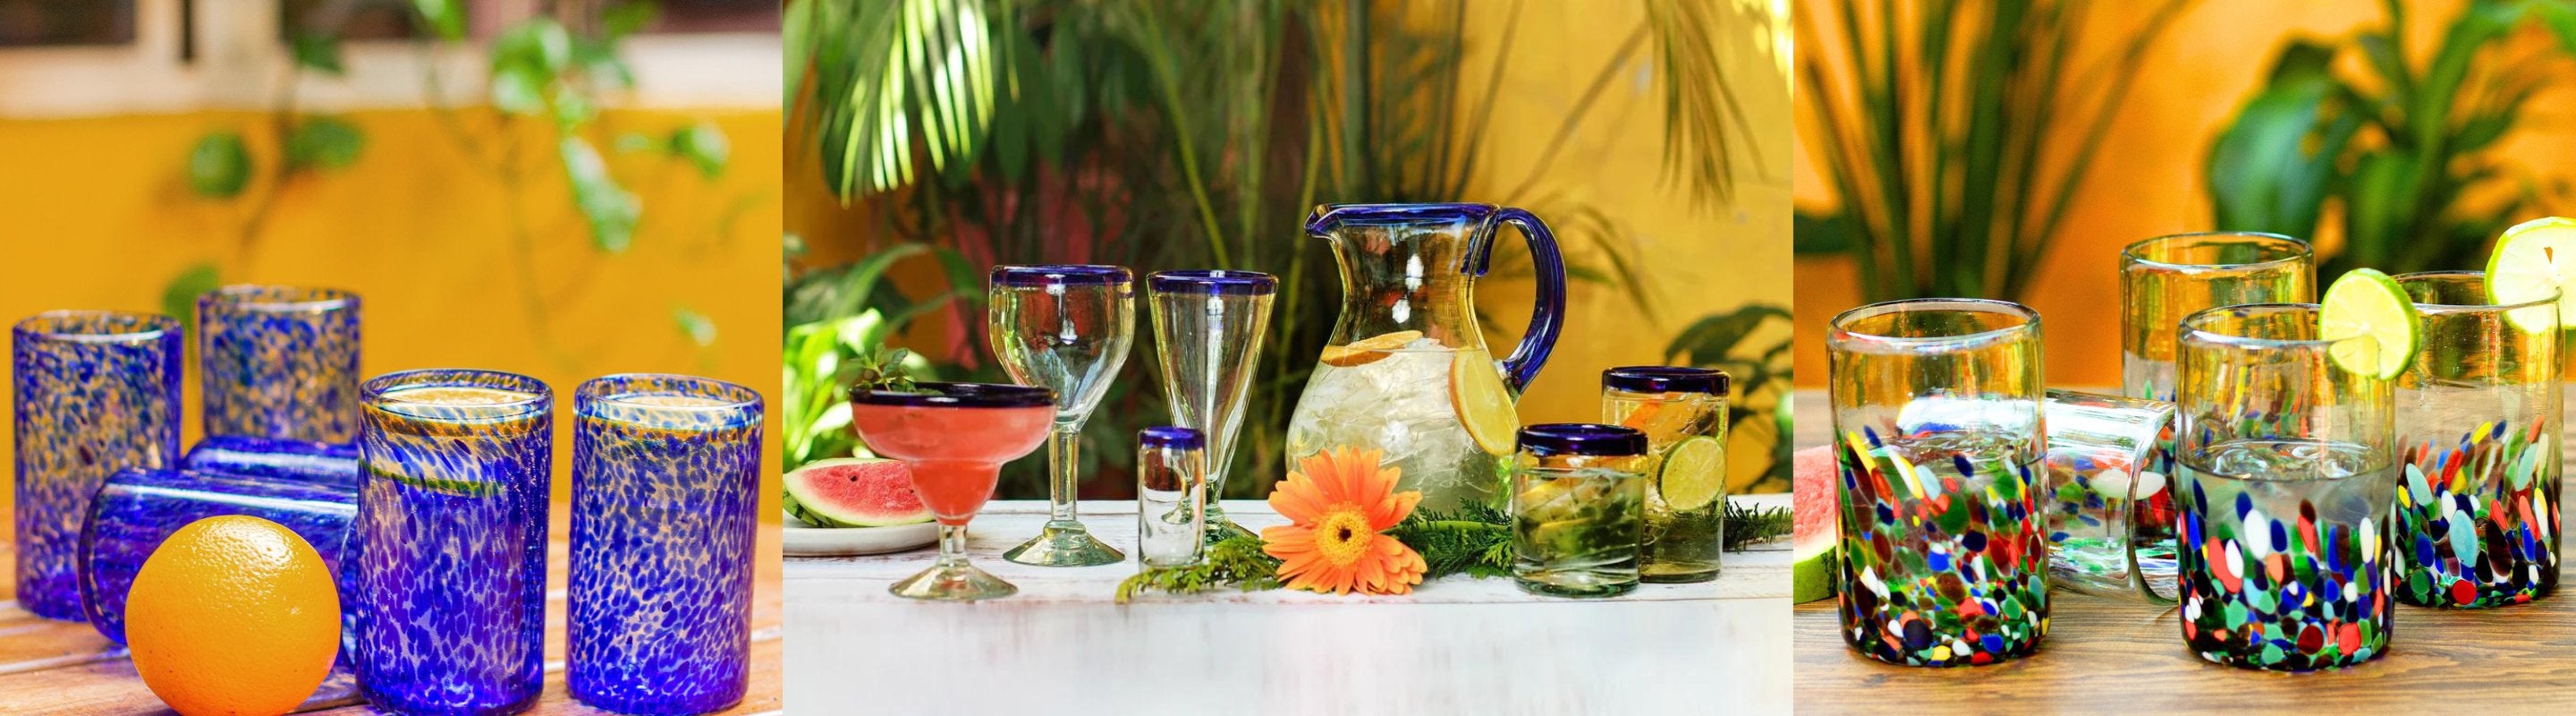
[0,107,784,522]
[1792,0,2576,388]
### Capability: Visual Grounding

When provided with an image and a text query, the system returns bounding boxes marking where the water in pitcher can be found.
[1284,337,1510,513]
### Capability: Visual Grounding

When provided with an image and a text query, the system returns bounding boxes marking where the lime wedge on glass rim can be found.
[2485,217,2576,335]
[2318,268,2421,380]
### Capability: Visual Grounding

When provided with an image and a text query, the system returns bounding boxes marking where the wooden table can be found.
[786,497,1792,714]
[1791,388,2576,713]
[0,513,784,715]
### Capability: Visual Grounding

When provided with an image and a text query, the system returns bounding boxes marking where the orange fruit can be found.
[1319,330,1424,367]
[125,516,341,716]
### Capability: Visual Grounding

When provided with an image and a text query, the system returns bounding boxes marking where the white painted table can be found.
[786,496,1791,714]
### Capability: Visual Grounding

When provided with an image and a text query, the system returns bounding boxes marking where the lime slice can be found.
[2318,268,2421,380]
[1449,354,1519,456]
[1657,435,1725,511]
[2485,217,2576,334]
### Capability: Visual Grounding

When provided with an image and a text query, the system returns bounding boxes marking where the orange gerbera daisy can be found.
[1262,447,1428,595]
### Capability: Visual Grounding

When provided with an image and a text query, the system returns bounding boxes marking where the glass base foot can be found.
[1003,523,1123,567]
[889,561,1018,601]
[1640,567,1719,584]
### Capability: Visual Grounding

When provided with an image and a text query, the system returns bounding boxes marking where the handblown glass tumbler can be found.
[78,468,357,647]
[2121,233,2314,401]
[2036,389,2182,602]
[1600,366,1730,583]
[2390,272,2560,609]
[354,369,554,715]
[12,311,182,621]
[567,374,764,714]
[1135,426,1209,568]
[1827,299,2048,667]
[1510,423,1649,599]
[2174,303,2399,671]
[180,435,361,487]
[1147,270,1275,543]
[198,285,362,442]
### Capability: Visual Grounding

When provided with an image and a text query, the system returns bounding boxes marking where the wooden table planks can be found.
[786,497,1793,714]
[1790,388,2576,713]
[0,513,784,715]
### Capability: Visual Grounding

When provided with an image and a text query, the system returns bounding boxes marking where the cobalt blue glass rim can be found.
[990,264,1132,287]
[1139,426,1205,449]
[1602,366,1730,396]
[1517,422,1647,457]
[849,381,1056,408]
[1148,269,1276,295]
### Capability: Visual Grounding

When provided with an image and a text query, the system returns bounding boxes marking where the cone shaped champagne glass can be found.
[1148,270,1274,542]
[851,383,1055,601]
[989,265,1133,567]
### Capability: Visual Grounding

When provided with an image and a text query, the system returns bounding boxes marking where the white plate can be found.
[782,516,938,557]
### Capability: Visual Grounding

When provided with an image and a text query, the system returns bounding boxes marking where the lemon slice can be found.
[2485,217,2576,335]
[1658,435,1725,511]
[2319,268,2421,380]
[1450,354,1518,456]
[1320,330,1424,368]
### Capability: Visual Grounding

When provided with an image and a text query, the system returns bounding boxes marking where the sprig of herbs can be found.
[848,345,916,393]
[1724,501,1792,551]
[1386,502,1514,579]
[1114,534,1282,603]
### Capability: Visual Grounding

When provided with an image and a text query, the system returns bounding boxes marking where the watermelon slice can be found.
[784,457,933,527]
[1791,445,1839,603]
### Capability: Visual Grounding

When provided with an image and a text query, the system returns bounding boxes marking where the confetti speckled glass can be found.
[2391,272,2561,609]
[77,467,357,648]
[2037,390,2182,603]
[198,285,361,442]
[1827,299,2048,667]
[568,374,764,715]
[12,311,182,621]
[180,435,361,487]
[354,369,553,715]
[2175,303,2399,671]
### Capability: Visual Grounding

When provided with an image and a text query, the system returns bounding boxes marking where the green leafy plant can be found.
[1663,303,1792,492]
[2206,0,2576,281]
[781,240,971,468]
[1792,0,2193,302]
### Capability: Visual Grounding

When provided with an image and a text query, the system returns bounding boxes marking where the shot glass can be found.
[198,285,362,442]
[2120,232,2314,401]
[2391,271,2561,608]
[353,369,554,715]
[180,435,361,488]
[12,311,182,621]
[1827,299,2048,667]
[1135,426,1209,568]
[1600,366,1730,583]
[77,468,357,648]
[2174,303,2399,671]
[568,374,765,714]
[1510,423,1648,599]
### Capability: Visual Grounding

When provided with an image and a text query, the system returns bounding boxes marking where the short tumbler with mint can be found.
[1600,366,1728,584]
[2174,303,2399,671]
[2391,271,2560,608]
[1510,423,1648,598]
[1828,298,2048,667]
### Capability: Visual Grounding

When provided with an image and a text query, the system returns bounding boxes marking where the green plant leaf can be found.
[492,19,574,75]
[671,121,730,179]
[408,0,465,40]
[490,65,547,115]
[2205,40,2351,236]
[603,2,660,40]
[2542,0,2576,54]
[558,136,639,252]
[1792,210,1855,254]
[186,132,252,198]
[673,307,717,347]
[160,263,221,335]
[284,115,366,170]
[290,31,345,75]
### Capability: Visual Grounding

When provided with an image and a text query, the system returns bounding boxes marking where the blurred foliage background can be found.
[785,0,1797,498]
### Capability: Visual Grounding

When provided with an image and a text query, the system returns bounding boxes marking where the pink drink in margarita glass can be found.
[849,382,1055,601]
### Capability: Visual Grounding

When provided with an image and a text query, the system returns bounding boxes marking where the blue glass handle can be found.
[1490,207,1564,392]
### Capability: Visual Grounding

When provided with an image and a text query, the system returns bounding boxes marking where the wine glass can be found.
[988,265,1133,567]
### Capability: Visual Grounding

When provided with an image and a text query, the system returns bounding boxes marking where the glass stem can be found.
[936,523,970,568]
[1046,418,1084,528]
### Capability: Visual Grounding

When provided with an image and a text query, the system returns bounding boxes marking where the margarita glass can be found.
[851,382,1056,601]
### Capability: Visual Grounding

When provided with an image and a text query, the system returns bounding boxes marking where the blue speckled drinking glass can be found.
[567,374,763,714]
[354,369,553,716]
[199,286,362,442]
[12,311,182,621]
[181,434,361,488]
[77,467,358,647]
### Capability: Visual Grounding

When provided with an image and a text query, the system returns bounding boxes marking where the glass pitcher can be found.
[1284,203,1565,513]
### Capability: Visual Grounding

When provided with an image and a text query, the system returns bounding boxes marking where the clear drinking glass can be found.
[1510,423,1648,599]
[12,311,182,621]
[989,264,1133,567]
[1147,270,1275,543]
[1827,298,2048,667]
[197,285,362,443]
[2121,232,2314,401]
[567,374,765,713]
[2390,271,2561,609]
[2030,390,2183,602]
[2174,303,2399,671]
[1135,426,1208,568]
[850,382,1056,601]
[353,369,555,714]
[1599,366,1729,584]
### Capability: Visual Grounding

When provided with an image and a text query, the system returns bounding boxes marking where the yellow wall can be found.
[1792,0,2576,388]
[0,107,784,521]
